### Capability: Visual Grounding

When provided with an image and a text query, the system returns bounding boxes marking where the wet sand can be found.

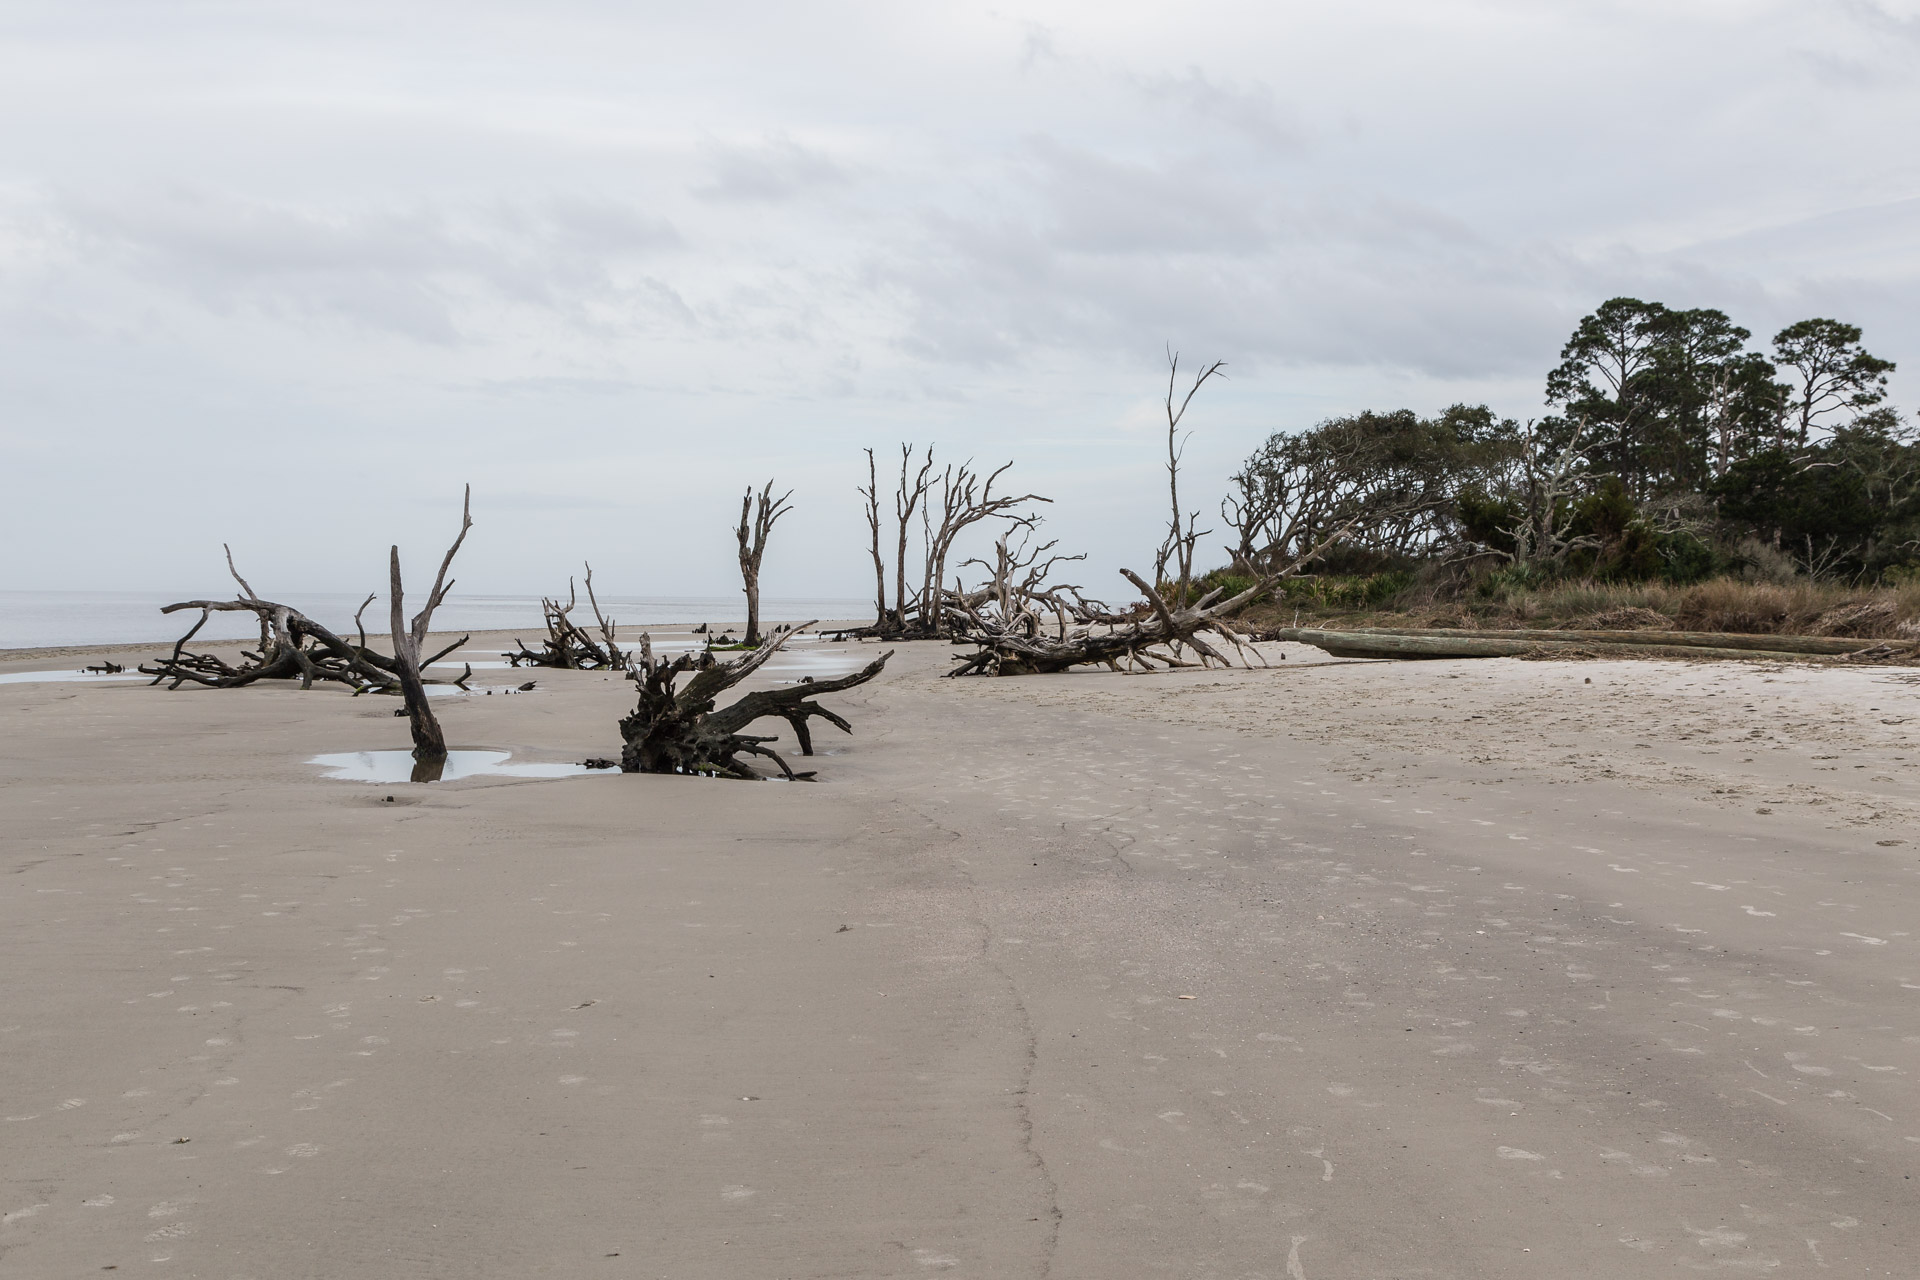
[3,631,1918,1276]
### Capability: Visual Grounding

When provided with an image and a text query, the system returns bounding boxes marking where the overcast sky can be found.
[3,0,1917,602]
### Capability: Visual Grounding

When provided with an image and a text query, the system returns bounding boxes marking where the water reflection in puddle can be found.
[0,669,145,685]
[309,749,612,783]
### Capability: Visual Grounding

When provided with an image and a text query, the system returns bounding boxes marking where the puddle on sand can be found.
[309,750,612,783]
[0,669,146,685]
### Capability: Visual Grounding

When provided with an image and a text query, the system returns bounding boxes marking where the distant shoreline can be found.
[0,591,872,653]
[0,620,873,667]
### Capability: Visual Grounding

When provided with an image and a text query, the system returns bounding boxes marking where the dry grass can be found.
[1242,575,1920,638]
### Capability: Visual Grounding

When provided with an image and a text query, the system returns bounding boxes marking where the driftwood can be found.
[140,548,471,694]
[504,564,629,669]
[947,569,1265,676]
[1331,626,1880,656]
[618,624,892,780]
[1271,626,1919,664]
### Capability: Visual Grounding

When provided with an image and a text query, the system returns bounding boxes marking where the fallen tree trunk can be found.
[1329,626,1879,656]
[947,568,1264,676]
[140,554,470,694]
[1271,627,1917,664]
[618,623,891,780]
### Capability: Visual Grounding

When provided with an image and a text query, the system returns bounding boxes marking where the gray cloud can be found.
[32,189,686,343]
[1127,66,1305,154]
[694,135,850,204]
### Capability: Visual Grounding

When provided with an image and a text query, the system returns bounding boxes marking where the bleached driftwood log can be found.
[618,623,891,780]
[1271,626,1919,664]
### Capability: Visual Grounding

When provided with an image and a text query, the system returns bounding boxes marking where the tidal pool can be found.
[0,669,146,685]
[309,749,614,783]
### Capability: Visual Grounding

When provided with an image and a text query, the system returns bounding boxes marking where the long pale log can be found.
[1329,626,1878,656]
[1272,628,1914,663]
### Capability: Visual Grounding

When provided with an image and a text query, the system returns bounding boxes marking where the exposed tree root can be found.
[618,623,891,780]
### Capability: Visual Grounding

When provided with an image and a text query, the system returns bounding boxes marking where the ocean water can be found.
[0,591,872,650]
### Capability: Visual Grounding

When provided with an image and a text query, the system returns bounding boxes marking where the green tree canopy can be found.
[1771,318,1895,444]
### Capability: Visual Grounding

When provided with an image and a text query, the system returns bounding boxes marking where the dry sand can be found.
[3,630,1918,1276]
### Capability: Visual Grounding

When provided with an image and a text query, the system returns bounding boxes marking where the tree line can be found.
[1221,298,1915,585]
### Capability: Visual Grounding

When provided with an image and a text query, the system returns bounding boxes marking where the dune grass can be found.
[1234,572,1920,639]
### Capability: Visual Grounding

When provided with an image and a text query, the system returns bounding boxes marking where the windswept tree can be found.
[1772,318,1895,445]
[735,480,793,646]
[1224,405,1519,573]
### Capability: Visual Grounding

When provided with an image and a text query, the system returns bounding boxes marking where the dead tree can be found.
[141,547,470,693]
[618,623,891,780]
[1512,417,1597,567]
[504,563,629,669]
[891,445,936,634]
[389,487,474,764]
[958,522,1119,642]
[947,568,1265,677]
[736,480,794,646]
[918,460,1048,638]
[848,444,1048,640]
[1154,350,1225,609]
[858,448,889,630]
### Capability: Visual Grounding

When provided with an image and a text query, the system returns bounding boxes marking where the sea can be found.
[0,591,873,651]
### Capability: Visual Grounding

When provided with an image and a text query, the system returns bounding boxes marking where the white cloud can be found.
[0,0,1915,598]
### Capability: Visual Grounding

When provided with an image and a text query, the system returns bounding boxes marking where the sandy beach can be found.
[4,631,1918,1276]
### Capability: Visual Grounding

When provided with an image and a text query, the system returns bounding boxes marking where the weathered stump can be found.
[618,624,890,780]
